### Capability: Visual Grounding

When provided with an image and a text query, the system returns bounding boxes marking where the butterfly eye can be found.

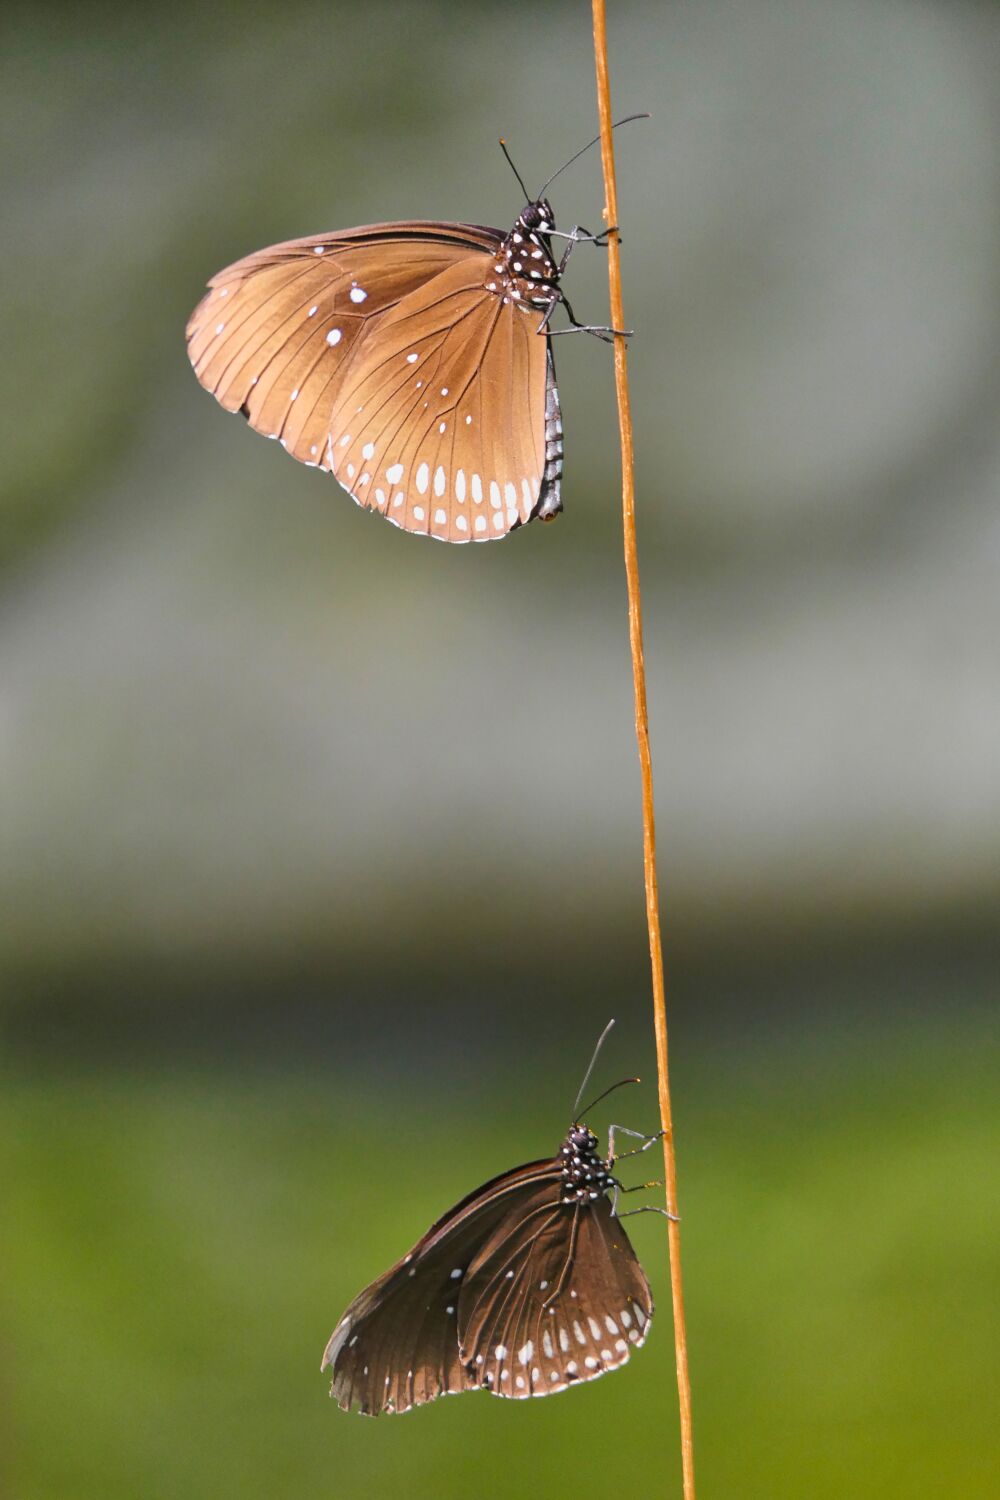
[521,202,542,229]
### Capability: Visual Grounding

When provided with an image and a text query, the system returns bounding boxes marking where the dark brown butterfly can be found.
[322,1025,666,1414]
[185,122,644,544]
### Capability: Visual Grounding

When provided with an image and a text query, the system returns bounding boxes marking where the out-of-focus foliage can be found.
[5,1022,997,1500]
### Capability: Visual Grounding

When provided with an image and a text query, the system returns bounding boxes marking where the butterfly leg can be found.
[608,1124,665,1162]
[616,1204,680,1222]
[610,1180,676,1221]
[546,291,632,344]
[550,226,619,278]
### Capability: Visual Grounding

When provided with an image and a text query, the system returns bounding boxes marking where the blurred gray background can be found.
[2,3,998,1499]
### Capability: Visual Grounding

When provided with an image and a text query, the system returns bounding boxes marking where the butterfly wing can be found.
[322,1159,560,1414]
[458,1191,652,1399]
[186,225,496,432]
[320,258,550,542]
[186,222,557,542]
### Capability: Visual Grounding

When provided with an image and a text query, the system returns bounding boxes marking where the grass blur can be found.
[5,1012,997,1500]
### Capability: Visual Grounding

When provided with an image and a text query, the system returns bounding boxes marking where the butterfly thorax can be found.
[486,199,560,313]
[558,1124,611,1206]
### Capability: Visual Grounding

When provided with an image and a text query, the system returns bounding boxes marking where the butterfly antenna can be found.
[536,112,651,197]
[498,137,531,203]
[572,1018,616,1119]
[576,1076,641,1122]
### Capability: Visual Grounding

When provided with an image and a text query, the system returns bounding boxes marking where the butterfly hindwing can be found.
[321,258,549,541]
[458,1190,652,1399]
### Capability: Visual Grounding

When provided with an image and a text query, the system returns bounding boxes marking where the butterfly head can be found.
[519,198,555,234]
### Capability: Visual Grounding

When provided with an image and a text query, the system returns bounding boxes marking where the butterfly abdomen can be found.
[538,348,564,521]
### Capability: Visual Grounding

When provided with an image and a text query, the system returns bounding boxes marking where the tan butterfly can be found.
[186,125,642,543]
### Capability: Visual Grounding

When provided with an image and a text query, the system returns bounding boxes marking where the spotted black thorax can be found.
[558,1124,612,1206]
[485,197,561,311]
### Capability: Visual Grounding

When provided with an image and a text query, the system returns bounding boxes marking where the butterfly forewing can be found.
[459,1190,653,1399]
[322,1159,560,1414]
[186,230,489,430]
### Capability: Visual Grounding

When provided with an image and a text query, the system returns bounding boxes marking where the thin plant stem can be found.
[591,4,697,1496]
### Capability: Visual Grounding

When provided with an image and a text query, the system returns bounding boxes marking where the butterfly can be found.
[322,1023,667,1414]
[185,121,644,545]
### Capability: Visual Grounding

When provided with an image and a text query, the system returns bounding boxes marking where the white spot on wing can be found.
[434,508,446,525]
[362,441,375,460]
[413,506,425,521]
[517,1341,533,1366]
[349,286,367,302]
[406,352,418,363]
[455,470,466,502]
[434,466,446,497]
[416,463,429,494]
[386,463,403,484]
[326,328,342,346]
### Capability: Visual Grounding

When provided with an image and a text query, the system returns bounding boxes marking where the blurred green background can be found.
[2,2,998,1497]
